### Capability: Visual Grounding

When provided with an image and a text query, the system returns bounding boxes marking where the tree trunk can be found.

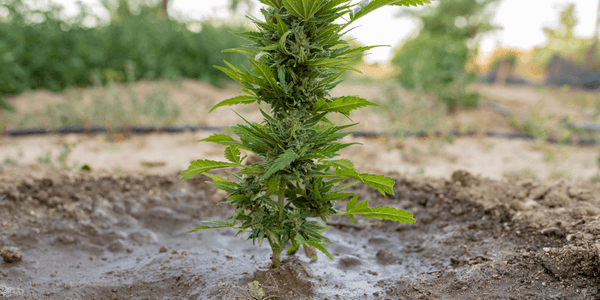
[163,0,168,20]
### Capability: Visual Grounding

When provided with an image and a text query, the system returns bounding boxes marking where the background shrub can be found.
[0,0,250,97]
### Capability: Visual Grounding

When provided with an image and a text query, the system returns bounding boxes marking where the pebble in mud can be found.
[375,250,395,265]
[149,206,179,221]
[337,255,362,270]
[130,230,159,244]
[91,208,117,228]
[57,234,76,245]
[1,246,22,263]
[107,240,125,253]
[159,246,168,253]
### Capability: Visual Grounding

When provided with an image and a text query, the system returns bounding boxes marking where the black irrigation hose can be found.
[3,124,599,146]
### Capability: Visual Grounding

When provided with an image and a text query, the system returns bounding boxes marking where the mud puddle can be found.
[0,165,599,299]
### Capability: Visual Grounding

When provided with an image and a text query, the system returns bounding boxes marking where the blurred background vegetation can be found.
[1,0,599,127]
[391,0,501,110]
[0,0,251,111]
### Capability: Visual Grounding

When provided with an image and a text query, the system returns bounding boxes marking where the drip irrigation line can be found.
[2,124,599,146]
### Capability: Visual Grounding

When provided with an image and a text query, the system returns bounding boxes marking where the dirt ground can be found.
[1,73,600,298]
[0,165,599,299]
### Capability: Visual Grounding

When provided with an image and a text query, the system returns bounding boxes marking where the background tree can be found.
[532,3,600,71]
[391,0,500,109]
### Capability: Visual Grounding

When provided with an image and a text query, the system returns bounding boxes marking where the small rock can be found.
[57,234,76,245]
[34,190,49,202]
[130,230,159,244]
[375,250,395,265]
[91,208,117,228]
[45,196,65,208]
[540,227,562,236]
[149,207,179,221]
[113,231,128,240]
[337,255,362,269]
[107,240,125,253]
[1,246,22,263]
[368,236,390,245]
[542,189,572,208]
[528,185,550,200]
[112,202,126,214]
[118,215,139,228]
[159,246,168,253]
[127,201,144,217]
[451,170,477,187]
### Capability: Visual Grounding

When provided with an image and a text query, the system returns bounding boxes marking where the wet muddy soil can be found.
[0,165,599,299]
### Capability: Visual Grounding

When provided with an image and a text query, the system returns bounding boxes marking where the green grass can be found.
[369,79,448,136]
[0,77,188,131]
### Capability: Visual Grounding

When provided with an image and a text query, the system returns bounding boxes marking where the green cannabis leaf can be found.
[182,0,432,268]
[209,95,257,113]
[334,195,415,224]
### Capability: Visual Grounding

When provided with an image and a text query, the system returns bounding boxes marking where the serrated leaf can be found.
[250,60,280,93]
[294,233,306,245]
[226,194,247,201]
[346,195,358,211]
[312,143,360,157]
[327,159,354,170]
[279,30,293,55]
[274,13,288,35]
[221,47,257,57]
[336,169,395,196]
[209,95,257,113]
[198,133,237,145]
[207,181,238,193]
[331,180,359,193]
[316,96,379,115]
[322,192,354,201]
[359,205,414,223]
[277,65,288,93]
[360,173,395,196]
[282,0,304,18]
[351,0,433,23]
[335,200,415,224]
[202,172,227,182]
[186,220,236,233]
[259,148,299,181]
[304,0,327,19]
[304,56,356,67]
[224,145,242,163]
[180,160,240,181]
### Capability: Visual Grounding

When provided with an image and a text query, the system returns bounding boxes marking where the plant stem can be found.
[278,177,285,223]
[271,176,286,268]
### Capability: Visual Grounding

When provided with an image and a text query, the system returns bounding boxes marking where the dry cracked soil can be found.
[0,164,599,299]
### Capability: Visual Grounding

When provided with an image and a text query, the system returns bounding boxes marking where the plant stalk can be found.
[278,177,285,223]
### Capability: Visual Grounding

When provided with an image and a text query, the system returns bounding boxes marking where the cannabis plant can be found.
[181,0,432,267]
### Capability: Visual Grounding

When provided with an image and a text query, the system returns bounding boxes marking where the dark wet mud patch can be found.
[0,165,599,299]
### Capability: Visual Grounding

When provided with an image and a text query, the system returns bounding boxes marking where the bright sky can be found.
[29,0,600,63]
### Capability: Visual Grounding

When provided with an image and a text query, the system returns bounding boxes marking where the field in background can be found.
[1,66,600,183]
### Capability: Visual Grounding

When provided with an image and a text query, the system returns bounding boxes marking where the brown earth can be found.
[0,164,599,299]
